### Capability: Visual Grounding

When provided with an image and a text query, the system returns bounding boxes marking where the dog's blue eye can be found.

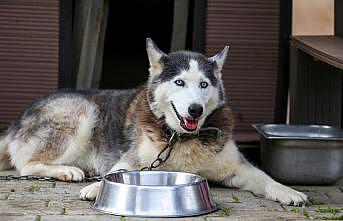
[174,79,185,87]
[200,81,208,89]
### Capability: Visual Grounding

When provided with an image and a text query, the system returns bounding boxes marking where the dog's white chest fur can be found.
[163,141,217,172]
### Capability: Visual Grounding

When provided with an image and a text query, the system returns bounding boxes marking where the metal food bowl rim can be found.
[252,124,343,141]
[103,170,208,188]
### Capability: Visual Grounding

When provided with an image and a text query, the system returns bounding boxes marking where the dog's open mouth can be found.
[171,102,199,132]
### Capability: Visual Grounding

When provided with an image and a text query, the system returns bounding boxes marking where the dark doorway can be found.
[100,0,174,89]
[99,0,197,89]
[59,0,202,89]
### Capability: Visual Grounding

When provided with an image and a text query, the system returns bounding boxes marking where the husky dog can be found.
[0,39,307,205]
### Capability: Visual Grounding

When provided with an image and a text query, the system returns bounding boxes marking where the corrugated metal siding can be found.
[206,0,279,141]
[0,0,59,131]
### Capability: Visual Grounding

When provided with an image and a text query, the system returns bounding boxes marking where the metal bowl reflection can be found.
[91,170,217,217]
[253,124,343,184]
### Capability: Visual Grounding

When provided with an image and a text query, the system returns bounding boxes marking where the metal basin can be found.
[253,124,343,185]
[91,171,217,217]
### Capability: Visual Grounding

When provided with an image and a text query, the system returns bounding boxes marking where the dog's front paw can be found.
[79,182,101,201]
[265,183,307,205]
[56,166,85,181]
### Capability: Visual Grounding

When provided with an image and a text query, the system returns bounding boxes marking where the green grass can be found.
[290,208,300,213]
[230,193,241,203]
[61,207,67,215]
[29,184,39,193]
[315,207,342,215]
[303,209,310,218]
[291,208,313,219]
[308,197,325,205]
[220,208,231,217]
[120,216,126,221]
[45,199,52,207]
[35,215,41,221]
[320,215,343,220]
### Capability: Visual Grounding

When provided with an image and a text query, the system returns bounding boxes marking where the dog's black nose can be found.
[188,104,203,118]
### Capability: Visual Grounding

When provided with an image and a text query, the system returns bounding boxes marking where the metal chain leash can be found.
[0,174,103,182]
[0,132,179,183]
[140,131,178,171]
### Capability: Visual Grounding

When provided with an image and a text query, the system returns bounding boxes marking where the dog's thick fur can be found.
[0,39,307,205]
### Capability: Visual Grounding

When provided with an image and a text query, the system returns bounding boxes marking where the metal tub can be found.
[253,124,343,185]
[91,171,217,217]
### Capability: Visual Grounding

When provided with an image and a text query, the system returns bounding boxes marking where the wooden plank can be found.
[192,0,207,53]
[274,0,292,124]
[206,0,280,141]
[92,0,109,88]
[289,47,342,126]
[303,50,310,123]
[170,0,189,51]
[289,44,299,123]
[0,0,59,131]
[58,0,74,88]
[74,0,108,89]
[291,36,343,70]
[308,54,316,123]
[329,64,342,127]
[335,0,343,38]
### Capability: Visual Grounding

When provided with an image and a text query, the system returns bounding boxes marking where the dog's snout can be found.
[188,104,203,119]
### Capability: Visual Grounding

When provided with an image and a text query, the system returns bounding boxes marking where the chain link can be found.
[140,132,178,171]
[0,174,56,182]
[0,174,102,182]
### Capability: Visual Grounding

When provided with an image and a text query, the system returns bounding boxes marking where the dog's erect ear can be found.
[209,45,229,78]
[146,38,166,77]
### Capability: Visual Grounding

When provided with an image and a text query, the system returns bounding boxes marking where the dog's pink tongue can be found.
[183,117,198,130]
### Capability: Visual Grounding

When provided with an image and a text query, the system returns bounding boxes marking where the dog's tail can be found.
[0,134,12,171]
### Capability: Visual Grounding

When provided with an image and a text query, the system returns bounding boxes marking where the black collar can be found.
[161,124,222,142]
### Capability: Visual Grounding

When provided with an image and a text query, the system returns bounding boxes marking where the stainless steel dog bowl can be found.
[91,171,217,217]
[253,124,343,185]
